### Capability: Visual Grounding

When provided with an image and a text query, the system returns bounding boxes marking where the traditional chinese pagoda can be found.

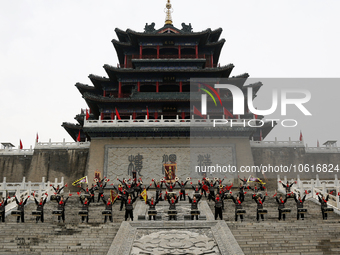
[62,0,275,182]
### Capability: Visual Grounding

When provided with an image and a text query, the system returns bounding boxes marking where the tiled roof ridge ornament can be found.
[165,0,173,25]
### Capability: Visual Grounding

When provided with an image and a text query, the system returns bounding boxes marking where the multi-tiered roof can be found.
[62,1,275,141]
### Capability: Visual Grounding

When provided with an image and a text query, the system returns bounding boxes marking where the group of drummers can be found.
[0,176,335,223]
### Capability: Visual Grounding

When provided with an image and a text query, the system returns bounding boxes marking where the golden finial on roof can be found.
[165,0,173,25]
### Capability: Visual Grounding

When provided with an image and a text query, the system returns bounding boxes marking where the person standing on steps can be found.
[101,194,115,223]
[231,195,245,222]
[176,179,189,201]
[208,180,217,202]
[56,194,71,223]
[0,196,9,223]
[252,193,267,221]
[15,196,29,223]
[118,188,128,211]
[191,182,202,200]
[275,194,288,221]
[146,196,160,220]
[96,179,107,202]
[167,195,179,220]
[121,194,138,221]
[280,180,295,194]
[188,194,201,220]
[318,194,330,220]
[294,193,307,220]
[211,193,224,220]
[34,194,47,223]
[239,183,245,202]
[153,179,164,201]
[79,195,91,223]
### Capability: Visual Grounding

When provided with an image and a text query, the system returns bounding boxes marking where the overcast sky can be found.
[0,0,339,149]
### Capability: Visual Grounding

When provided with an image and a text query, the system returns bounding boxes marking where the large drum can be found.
[236,209,246,215]
[298,208,307,213]
[52,210,62,216]
[148,210,157,216]
[102,210,112,216]
[78,211,88,216]
[324,208,334,213]
[32,211,42,216]
[258,209,268,214]
[168,210,177,216]
[191,210,200,216]
[11,210,21,216]
[281,209,291,214]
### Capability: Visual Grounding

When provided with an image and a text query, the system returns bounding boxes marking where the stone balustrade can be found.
[278,174,340,213]
[35,138,90,149]
[0,177,64,216]
[0,146,34,155]
[84,114,258,128]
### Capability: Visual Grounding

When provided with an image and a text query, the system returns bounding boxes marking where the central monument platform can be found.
[108,201,244,255]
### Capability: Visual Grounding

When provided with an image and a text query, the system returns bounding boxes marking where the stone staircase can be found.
[205,189,340,255]
[1,188,340,254]
[0,192,128,255]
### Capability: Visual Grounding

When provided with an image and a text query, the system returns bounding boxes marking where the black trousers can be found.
[208,191,215,201]
[156,191,162,201]
[17,212,24,223]
[0,211,5,222]
[81,215,89,223]
[58,211,65,222]
[169,215,177,220]
[235,211,244,221]
[125,209,133,221]
[180,192,186,201]
[202,189,207,197]
[120,200,125,210]
[149,215,156,220]
[278,209,286,220]
[98,192,103,202]
[90,194,95,203]
[215,207,223,220]
[256,210,264,221]
[191,214,199,220]
[321,209,328,220]
[297,211,305,220]
[36,211,44,223]
[239,192,244,201]
[104,215,112,223]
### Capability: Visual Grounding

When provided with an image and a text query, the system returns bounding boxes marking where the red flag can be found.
[86,109,89,120]
[193,106,203,118]
[77,130,81,142]
[299,131,303,141]
[36,133,39,143]
[254,114,258,119]
[223,107,234,119]
[115,108,121,120]
[146,107,149,119]
[19,140,23,150]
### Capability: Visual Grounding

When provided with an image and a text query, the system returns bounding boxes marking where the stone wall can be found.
[251,147,340,181]
[86,137,255,184]
[27,149,89,190]
[0,155,32,181]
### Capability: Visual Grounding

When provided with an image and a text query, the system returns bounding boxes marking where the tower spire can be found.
[165,0,173,25]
